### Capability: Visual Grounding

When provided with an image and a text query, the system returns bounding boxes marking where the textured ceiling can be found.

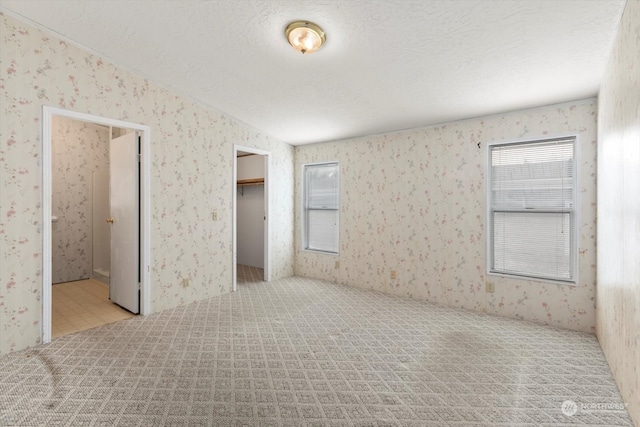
[0,0,626,145]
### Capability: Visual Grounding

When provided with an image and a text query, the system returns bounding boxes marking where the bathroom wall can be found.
[51,116,109,284]
[92,170,110,281]
[237,155,265,269]
[295,99,597,333]
[0,12,295,355]
[596,0,640,424]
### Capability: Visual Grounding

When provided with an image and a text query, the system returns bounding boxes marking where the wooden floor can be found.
[52,279,135,339]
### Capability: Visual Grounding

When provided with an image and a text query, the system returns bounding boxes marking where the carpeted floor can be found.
[0,274,632,426]
[237,264,265,284]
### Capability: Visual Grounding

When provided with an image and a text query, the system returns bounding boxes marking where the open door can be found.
[108,132,140,313]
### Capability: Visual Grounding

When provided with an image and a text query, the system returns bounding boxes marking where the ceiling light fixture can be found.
[285,21,326,54]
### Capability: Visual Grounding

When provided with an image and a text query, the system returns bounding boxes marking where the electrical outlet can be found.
[182,278,190,288]
[390,270,397,280]
[486,282,495,293]
[212,211,218,221]
[335,260,340,269]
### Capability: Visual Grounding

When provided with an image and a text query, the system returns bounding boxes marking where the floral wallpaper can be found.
[0,12,294,355]
[51,116,110,284]
[597,0,640,424]
[295,99,598,334]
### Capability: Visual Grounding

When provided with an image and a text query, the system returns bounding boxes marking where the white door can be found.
[108,132,140,313]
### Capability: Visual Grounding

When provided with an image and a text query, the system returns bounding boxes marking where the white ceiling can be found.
[1,0,626,145]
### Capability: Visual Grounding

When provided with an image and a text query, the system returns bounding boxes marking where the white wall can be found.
[237,156,265,268]
[92,171,110,278]
[596,0,640,424]
[237,155,264,180]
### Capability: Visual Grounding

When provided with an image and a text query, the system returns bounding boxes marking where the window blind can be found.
[304,163,339,253]
[489,138,576,282]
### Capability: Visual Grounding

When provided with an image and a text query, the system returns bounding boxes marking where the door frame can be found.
[232,145,270,291]
[42,106,151,344]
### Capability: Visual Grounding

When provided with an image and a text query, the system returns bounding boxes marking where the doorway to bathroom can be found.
[42,106,151,344]
[50,117,136,338]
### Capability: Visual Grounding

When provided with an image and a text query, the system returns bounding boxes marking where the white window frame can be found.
[486,135,579,285]
[302,161,340,255]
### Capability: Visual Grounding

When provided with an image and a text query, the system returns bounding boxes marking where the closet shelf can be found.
[237,178,264,187]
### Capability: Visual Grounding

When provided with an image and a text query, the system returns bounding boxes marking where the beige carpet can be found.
[237,264,264,284]
[0,274,632,426]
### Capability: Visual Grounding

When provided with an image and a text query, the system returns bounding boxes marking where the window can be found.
[303,162,339,254]
[488,137,576,283]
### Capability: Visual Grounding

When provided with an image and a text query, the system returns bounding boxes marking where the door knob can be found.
[106,217,114,224]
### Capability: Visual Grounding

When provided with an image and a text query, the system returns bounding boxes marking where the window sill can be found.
[487,271,578,286]
[302,248,339,256]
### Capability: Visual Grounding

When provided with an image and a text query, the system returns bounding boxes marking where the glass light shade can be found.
[285,21,325,54]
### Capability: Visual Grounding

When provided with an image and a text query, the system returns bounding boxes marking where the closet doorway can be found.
[232,145,270,291]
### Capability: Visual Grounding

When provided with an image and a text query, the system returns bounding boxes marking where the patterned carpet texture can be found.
[0,273,633,426]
